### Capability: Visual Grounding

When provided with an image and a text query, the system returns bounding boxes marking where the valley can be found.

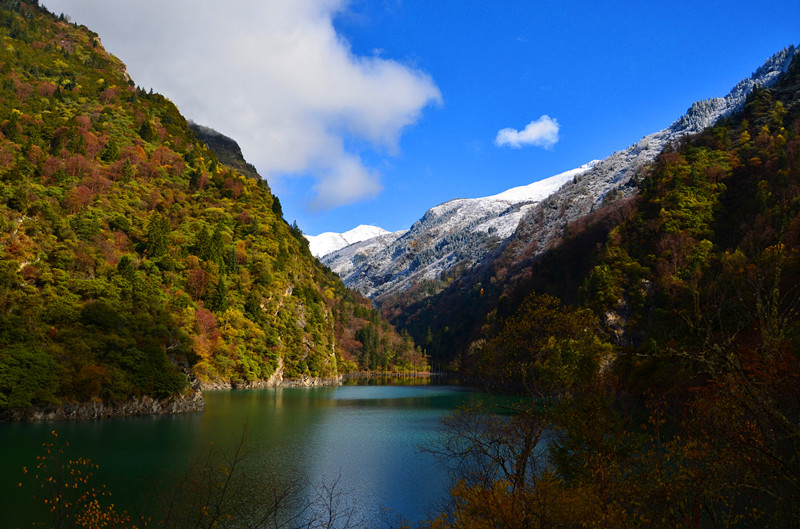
[1,1,799,527]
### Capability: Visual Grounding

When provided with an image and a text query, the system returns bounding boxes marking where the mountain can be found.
[431,53,800,528]
[320,162,597,301]
[390,44,800,365]
[499,45,799,265]
[319,45,799,314]
[305,224,396,258]
[0,1,423,418]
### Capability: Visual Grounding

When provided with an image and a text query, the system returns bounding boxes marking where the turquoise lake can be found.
[1,381,498,527]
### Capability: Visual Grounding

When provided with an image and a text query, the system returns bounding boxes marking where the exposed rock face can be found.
[199,376,343,390]
[189,122,264,183]
[1,391,204,422]
[199,358,343,390]
[277,375,344,387]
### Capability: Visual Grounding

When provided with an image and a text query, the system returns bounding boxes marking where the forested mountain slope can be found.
[389,45,800,364]
[317,47,797,333]
[430,46,800,529]
[0,0,423,417]
[464,50,800,383]
[583,57,800,375]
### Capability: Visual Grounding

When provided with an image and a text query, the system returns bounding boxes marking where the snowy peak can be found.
[421,161,598,227]
[483,161,598,203]
[306,225,390,258]
[308,162,597,265]
[317,161,598,299]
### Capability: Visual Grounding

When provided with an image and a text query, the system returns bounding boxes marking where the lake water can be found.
[1,380,497,527]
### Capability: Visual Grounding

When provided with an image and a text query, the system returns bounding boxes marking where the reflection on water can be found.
[1,381,495,526]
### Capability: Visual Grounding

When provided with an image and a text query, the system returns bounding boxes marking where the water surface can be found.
[1,382,493,526]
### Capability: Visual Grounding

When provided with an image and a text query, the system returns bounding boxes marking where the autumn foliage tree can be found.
[461,294,612,397]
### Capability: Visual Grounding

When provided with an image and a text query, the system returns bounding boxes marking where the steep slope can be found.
[0,1,421,417]
[582,55,800,357]
[188,122,262,183]
[445,55,800,528]
[501,45,798,265]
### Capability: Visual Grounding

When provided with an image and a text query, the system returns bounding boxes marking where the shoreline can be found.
[0,371,446,422]
[0,390,205,422]
[199,374,344,391]
[342,371,441,379]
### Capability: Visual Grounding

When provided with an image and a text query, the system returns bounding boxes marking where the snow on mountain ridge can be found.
[320,45,799,303]
[484,162,598,202]
[501,44,800,264]
[668,45,796,136]
[321,161,598,298]
[306,224,389,258]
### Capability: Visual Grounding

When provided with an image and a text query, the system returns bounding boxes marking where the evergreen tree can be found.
[208,276,229,313]
[138,119,155,142]
[145,214,171,258]
[100,138,119,162]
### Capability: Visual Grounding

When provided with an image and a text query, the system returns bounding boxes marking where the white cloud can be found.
[312,155,383,210]
[41,0,442,209]
[495,115,560,149]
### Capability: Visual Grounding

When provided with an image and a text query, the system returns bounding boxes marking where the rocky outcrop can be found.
[0,390,205,422]
[189,122,263,183]
[278,375,343,387]
[198,358,342,390]
[200,375,343,390]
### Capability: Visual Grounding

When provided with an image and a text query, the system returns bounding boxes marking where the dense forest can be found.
[0,0,426,414]
[405,46,800,529]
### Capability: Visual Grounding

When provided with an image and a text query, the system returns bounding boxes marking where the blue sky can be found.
[42,1,800,235]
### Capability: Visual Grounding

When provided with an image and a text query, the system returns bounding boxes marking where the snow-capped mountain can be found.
[319,45,799,304]
[502,45,798,263]
[305,225,392,258]
[320,161,597,300]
